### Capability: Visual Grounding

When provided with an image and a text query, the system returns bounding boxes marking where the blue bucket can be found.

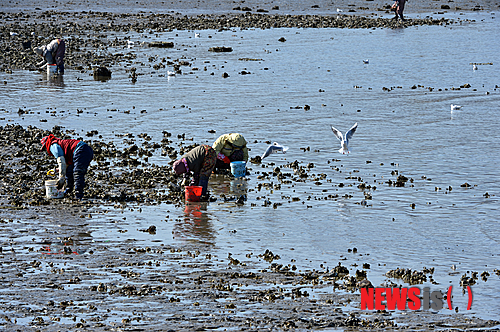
[230,161,246,178]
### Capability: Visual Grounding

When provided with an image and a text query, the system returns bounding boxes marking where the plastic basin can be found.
[185,186,203,202]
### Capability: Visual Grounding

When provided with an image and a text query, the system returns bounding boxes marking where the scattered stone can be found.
[149,41,174,48]
[209,46,233,52]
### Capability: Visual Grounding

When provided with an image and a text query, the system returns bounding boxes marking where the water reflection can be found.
[209,177,249,196]
[230,178,248,194]
[173,202,216,245]
[36,73,66,88]
[93,75,112,83]
[38,226,92,256]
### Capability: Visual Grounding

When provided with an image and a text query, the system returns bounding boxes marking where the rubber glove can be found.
[56,156,67,190]
[217,153,231,164]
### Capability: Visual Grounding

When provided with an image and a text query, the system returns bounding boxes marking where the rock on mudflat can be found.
[149,41,174,48]
[209,46,233,52]
[93,66,112,77]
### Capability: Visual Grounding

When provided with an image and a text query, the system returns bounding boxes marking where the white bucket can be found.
[47,64,57,76]
[45,180,64,199]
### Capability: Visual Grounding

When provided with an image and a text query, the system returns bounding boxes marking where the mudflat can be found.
[1,1,499,331]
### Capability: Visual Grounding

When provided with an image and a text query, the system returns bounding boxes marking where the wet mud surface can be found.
[1,207,499,331]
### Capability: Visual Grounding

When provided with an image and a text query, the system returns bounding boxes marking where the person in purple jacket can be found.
[33,38,66,74]
[172,145,217,199]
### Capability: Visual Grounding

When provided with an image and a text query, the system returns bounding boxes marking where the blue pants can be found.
[45,51,55,65]
[44,52,64,74]
[66,144,93,198]
[56,61,65,75]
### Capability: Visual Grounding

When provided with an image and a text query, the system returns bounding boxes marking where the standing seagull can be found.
[331,123,358,154]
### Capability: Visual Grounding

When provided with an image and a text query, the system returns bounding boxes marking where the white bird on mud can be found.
[337,8,343,12]
[331,123,358,154]
[473,64,478,70]
[195,33,200,38]
[261,142,289,160]
[450,104,462,111]
[363,59,369,64]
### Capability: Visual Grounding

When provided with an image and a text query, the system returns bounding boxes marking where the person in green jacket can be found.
[212,133,248,171]
[172,144,217,197]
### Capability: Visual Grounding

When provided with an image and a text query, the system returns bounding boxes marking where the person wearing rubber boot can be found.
[172,145,217,200]
[41,134,93,199]
[212,133,248,172]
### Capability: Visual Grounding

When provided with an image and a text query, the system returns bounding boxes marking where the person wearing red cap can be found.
[173,145,216,198]
[40,134,93,199]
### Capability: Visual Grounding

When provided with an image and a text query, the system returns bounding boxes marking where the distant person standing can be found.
[392,0,407,21]
[33,38,66,74]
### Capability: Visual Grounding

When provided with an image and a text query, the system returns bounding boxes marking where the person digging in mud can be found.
[212,133,248,172]
[33,38,66,74]
[40,134,94,199]
[391,0,407,21]
[173,144,217,200]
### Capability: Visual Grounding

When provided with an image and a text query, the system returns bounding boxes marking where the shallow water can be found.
[2,11,499,320]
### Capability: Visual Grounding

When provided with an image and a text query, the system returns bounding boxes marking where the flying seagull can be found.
[331,123,358,154]
[261,142,289,160]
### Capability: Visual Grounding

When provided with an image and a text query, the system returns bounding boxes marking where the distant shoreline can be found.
[1,0,498,17]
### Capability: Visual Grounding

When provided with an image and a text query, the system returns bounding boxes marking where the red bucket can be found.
[185,186,202,202]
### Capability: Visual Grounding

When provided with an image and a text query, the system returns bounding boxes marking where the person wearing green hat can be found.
[212,133,248,172]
